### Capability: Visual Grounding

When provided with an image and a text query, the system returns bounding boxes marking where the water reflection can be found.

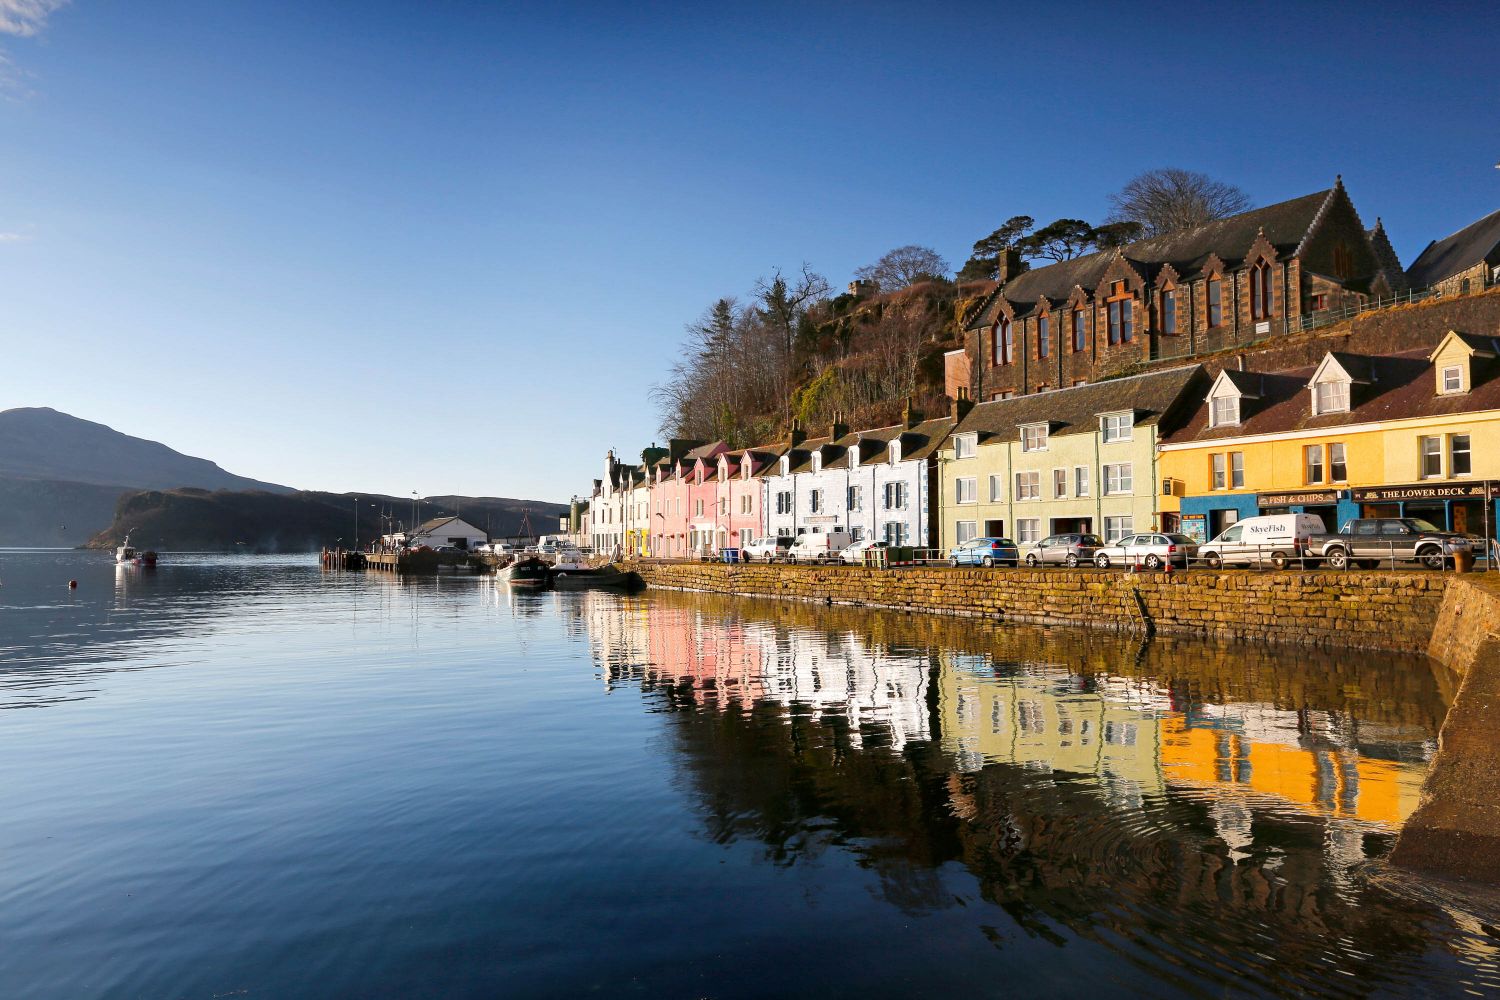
[583,591,1486,997]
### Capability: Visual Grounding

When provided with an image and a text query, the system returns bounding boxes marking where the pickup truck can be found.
[1309,517,1474,570]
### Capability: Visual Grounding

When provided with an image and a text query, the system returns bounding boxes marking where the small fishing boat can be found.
[115,533,158,567]
[501,555,552,588]
[550,550,642,591]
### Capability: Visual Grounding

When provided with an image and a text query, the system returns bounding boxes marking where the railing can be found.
[1146,280,1487,362]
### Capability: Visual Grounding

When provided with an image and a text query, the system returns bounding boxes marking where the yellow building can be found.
[1158,332,1500,540]
[939,365,1204,549]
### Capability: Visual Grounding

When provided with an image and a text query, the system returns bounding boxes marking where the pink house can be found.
[652,459,690,559]
[717,448,775,553]
[685,443,729,557]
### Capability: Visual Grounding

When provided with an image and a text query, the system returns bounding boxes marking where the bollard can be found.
[68,579,78,589]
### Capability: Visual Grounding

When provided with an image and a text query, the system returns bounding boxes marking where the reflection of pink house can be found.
[718,449,776,551]
[645,601,770,709]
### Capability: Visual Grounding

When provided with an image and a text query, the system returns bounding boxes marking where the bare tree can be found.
[854,245,949,292]
[1105,168,1252,238]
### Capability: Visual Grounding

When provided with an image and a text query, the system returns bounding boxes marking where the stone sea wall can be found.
[634,562,1448,653]
[1393,576,1500,883]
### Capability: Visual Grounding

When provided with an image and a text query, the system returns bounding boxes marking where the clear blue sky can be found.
[3,1,1496,503]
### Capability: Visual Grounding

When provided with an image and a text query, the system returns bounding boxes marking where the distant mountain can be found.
[86,490,567,553]
[0,407,294,546]
[0,407,292,492]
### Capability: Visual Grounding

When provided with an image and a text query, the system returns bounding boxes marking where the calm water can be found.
[0,550,1496,998]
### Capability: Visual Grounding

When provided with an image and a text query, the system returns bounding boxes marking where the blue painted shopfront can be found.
[1180,483,1499,543]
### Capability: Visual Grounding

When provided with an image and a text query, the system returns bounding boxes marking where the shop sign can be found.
[1256,490,1339,508]
[1179,513,1207,543]
[805,515,839,524]
[1351,481,1499,503]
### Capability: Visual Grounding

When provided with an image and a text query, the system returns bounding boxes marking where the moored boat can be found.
[550,561,642,591]
[501,555,552,588]
[115,533,159,567]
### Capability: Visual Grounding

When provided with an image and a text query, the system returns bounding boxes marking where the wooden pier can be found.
[323,547,483,574]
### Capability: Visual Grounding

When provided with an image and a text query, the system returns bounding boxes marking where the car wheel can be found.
[1418,547,1446,570]
[1144,553,1162,570]
[1204,552,1222,570]
[1064,553,1079,567]
[981,555,994,568]
[1025,554,1038,566]
[1095,553,1110,568]
[1326,548,1349,570]
[1270,551,1289,570]
[949,557,959,567]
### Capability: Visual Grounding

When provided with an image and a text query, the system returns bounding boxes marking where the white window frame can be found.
[1450,434,1472,478]
[1313,379,1350,415]
[1074,466,1090,497]
[956,477,977,505]
[1016,518,1041,544]
[988,474,1004,502]
[1020,424,1049,452]
[809,489,824,513]
[1211,453,1227,490]
[1015,470,1041,501]
[847,484,862,511]
[1230,451,1245,489]
[954,434,977,460]
[1052,468,1067,499]
[955,520,977,544]
[1441,365,1464,395]
[1102,463,1133,496]
[1103,516,1133,543]
[1420,436,1442,479]
[1100,412,1133,444]
[889,440,901,464]
[1327,444,1346,483]
[1210,396,1240,428]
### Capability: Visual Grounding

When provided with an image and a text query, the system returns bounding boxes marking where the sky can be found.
[2,1,1498,503]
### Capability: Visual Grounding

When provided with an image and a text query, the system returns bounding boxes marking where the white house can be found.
[758,411,953,547]
[407,516,488,550]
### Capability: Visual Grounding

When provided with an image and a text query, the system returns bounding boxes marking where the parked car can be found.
[1094,533,1199,569]
[948,537,1019,568]
[477,542,515,557]
[1023,533,1103,567]
[838,539,888,565]
[1307,517,1474,570]
[788,530,854,563]
[1198,513,1325,569]
[740,536,793,562]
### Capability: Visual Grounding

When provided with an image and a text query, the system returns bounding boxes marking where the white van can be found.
[1198,513,1325,569]
[787,530,854,564]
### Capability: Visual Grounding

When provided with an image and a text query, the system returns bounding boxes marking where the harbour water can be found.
[0,549,1496,997]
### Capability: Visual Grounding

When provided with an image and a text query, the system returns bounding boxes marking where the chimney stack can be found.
[829,414,848,440]
[902,396,918,429]
[997,248,1026,284]
[787,422,806,449]
[950,387,974,423]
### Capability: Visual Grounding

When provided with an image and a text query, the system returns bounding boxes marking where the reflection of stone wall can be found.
[637,563,1448,653]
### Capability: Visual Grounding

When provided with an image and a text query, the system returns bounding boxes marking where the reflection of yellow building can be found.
[1158,716,1421,825]
[938,654,1426,828]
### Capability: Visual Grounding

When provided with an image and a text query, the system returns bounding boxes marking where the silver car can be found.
[1094,533,1199,569]
[1023,533,1103,567]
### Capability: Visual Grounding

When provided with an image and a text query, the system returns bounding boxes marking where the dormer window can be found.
[889,440,901,464]
[811,452,822,473]
[1210,397,1240,427]
[1020,423,1048,452]
[779,456,790,476]
[1106,282,1133,345]
[954,433,977,459]
[993,318,1013,366]
[1099,412,1133,443]
[1441,365,1465,394]
[848,444,859,468]
[1313,380,1349,415]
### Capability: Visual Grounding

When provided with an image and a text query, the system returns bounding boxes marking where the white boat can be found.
[115,533,158,567]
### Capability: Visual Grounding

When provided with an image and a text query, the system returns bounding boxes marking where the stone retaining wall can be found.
[635,562,1448,653]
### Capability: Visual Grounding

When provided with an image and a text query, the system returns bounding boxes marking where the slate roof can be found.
[1406,208,1500,289]
[968,189,1335,327]
[1217,368,1264,397]
[414,515,482,534]
[1162,344,1500,444]
[952,364,1205,443]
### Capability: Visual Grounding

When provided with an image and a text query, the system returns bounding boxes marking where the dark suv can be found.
[1023,533,1104,567]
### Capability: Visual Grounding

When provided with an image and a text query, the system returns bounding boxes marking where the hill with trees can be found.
[86,490,567,553]
[651,169,1253,445]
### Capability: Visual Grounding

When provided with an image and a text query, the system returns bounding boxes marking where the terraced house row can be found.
[588,196,1500,555]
